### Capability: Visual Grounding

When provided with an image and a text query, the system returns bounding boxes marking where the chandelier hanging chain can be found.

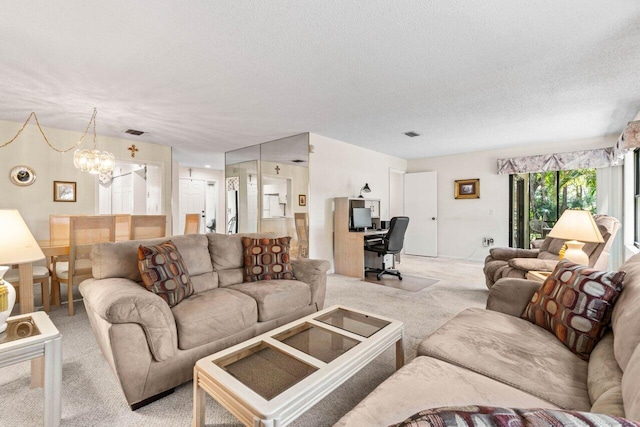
[0,108,97,153]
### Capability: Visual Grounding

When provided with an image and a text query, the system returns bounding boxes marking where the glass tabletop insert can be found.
[0,317,40,345]
[214,341,318,400]
[274,323,360,364]
[315,308,390,338]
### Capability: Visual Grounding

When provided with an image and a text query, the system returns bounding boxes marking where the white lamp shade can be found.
[547,209,604,243]
[0,210,45,264]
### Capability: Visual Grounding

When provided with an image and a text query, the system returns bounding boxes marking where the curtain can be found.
[596,166,624,270]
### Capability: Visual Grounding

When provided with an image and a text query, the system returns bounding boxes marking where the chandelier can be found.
[0,108,115,174]
[72,109,115,174]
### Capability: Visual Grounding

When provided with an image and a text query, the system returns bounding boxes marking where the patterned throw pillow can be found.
[522,260,625,360]
[390,406,639,427]
[242,236,295,282]
[138,241,194,307]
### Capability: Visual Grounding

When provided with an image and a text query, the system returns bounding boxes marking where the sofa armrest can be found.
[489,247,538,261]
[79,277,178,362]
[291,258,330,310]
[486,278,542,317]
[508,258,558,272]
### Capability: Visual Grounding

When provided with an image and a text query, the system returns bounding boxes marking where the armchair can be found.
[483,214,620,289]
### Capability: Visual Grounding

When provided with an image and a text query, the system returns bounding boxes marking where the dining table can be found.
[17,240,70,313]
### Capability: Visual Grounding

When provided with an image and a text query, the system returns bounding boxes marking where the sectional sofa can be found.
[336,253,640,426]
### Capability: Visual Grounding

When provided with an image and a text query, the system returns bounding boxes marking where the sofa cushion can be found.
[208,233,277,287]
[241,236,295,282]
[227,280,310,322]
[138,241,194,307]
[334,356,559,427]
[171,288,257,350]
[622,344,640,422]
[92,234,217,290]
[522,260,625,360]
[418,308,590,411]
[207,232,277,272]
[612,253,640,371]
[588,333,624,414]
[391,406,638,427]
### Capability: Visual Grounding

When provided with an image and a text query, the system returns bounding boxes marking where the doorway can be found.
[98,160,162,215]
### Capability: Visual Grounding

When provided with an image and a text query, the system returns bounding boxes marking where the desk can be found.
[334,229,387,278]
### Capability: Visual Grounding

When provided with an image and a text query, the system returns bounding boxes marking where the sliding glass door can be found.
[509,168,596,248]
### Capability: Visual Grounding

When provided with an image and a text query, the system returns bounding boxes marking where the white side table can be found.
[0,312,62,427]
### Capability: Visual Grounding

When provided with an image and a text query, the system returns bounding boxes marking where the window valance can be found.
[497,147,620,175]
[498,120,640,175]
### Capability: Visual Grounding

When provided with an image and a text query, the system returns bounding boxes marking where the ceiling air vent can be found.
[404,131,420,137]
[125,129,145,136]
[291,159,306,163]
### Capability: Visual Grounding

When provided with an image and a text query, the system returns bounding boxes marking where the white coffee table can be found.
[0,312,62,427]
[193,305,404,427]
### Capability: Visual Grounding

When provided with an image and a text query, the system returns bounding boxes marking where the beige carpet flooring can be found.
[0,256,487,427]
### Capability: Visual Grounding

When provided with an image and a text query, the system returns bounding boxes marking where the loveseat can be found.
[336,253,640,426]
[79,232,330,409]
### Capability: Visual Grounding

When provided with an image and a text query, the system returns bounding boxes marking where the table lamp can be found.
[547,209,604,266]
[0,210,45,333]
[359,183,371,198]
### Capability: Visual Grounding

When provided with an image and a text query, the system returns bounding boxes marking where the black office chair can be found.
[364,216,410,281]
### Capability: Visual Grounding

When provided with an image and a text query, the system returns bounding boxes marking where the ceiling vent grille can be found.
[404,131,420,137]
[125,129,145,136]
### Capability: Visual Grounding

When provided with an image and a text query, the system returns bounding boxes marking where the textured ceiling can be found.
[0,1,639,169]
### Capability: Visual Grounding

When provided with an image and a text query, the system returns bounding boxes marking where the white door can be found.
[179,178,206,233]
[404,171,437,256]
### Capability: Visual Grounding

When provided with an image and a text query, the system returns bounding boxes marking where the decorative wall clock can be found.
[9,165,36,186]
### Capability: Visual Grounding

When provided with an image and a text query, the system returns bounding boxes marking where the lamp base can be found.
[0,266,16,333]
[563,240,589,266]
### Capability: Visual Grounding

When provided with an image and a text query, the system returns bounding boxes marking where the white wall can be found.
[407,135,618,261]
[176,166,225,235]
[0,119,172,239]
[308,133,407,267]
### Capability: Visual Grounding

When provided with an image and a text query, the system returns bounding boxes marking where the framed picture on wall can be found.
[299,194,307,206]
[53,181,76,202]
[454,179,480,199]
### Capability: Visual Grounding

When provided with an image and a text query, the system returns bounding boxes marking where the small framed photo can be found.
[454,179,480,199]
[298,194,307,206]
[53,181,76,202]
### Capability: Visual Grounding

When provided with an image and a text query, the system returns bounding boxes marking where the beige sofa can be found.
[483,214,620,289]
[336,253,640,426]
[79,233,330,409]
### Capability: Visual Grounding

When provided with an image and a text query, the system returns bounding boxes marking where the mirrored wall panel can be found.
[225,144,260,234]
[225,133,310,258]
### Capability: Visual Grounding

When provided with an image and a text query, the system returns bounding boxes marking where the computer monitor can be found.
[352,207,372,229]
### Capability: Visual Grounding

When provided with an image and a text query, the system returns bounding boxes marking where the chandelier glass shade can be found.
[73,149,115,174]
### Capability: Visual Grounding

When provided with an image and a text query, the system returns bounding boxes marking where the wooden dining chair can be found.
[130,215,167,240]
[54,216,115,316]
[5,265,50,312]
[184,213,200,235]
[112,214,132,241]
[50,214,71,246]
[294,212,309,258]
